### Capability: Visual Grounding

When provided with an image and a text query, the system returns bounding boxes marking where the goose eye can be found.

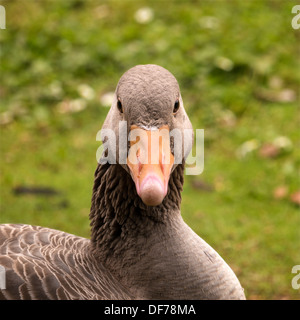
[117,98,123,113]
[173,99,180,114]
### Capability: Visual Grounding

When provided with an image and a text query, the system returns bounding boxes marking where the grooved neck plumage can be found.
[89,163,184,257]
[88,162,245,300]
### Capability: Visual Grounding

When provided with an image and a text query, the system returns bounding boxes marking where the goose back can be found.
[0,224,134,300]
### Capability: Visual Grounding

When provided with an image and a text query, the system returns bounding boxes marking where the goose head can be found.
[100,64,193,206]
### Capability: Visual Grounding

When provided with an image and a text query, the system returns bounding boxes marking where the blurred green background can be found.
[0,0,299,299]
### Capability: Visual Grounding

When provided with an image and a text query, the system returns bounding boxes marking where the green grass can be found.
[0,0,299,299]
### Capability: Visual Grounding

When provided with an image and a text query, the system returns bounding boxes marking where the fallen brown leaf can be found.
[255,88,296,103]
[273,186,288,200]
[259,143,280,158]
[191,180,214,192]
[290,191,300,206]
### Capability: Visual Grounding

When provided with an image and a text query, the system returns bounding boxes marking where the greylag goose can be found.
[0,64,245,300]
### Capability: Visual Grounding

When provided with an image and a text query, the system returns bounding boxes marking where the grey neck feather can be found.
[89,163,184,252]
[89,163,245,299]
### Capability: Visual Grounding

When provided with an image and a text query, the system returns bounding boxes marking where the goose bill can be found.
[127,125,174,206]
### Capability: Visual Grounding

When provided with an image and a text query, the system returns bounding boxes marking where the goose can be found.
[0,64,245,300]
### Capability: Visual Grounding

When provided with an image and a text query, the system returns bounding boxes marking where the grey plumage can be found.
[0,64,245,300]
[0,224,133,299]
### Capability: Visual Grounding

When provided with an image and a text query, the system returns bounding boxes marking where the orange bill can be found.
[127,125,174,206]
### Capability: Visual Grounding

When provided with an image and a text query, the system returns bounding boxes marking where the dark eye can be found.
[117,98,123,113]
[173,99,180,114]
